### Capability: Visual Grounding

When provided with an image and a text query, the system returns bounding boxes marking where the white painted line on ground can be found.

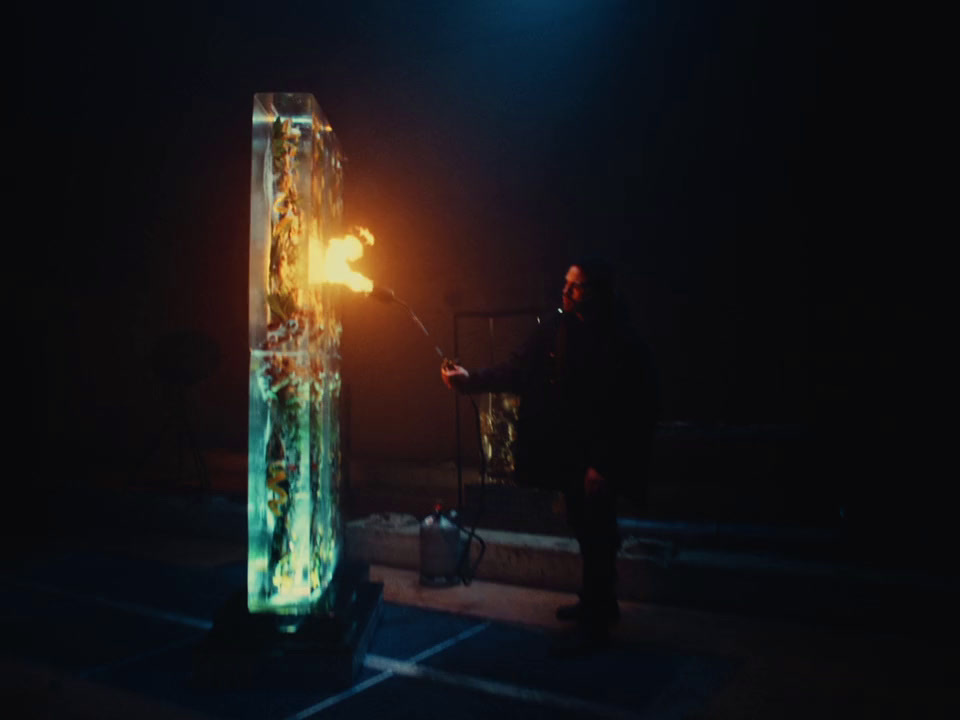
[0,577,214,630]
[405,621,492,664]
[286,621,492,719]
[363,654,643,720]
[283,672,395,720]
[7,577,604,719]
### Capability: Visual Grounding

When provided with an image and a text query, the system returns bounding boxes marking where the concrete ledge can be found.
[345,513,674,600]
[345,513,959,625]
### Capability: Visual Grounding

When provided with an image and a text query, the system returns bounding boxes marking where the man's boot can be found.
[555,597,620,624]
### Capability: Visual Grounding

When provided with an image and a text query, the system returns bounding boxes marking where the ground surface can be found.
[2,518,956,720]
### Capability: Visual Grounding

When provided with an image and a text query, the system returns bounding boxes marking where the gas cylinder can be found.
[419,504,464,586]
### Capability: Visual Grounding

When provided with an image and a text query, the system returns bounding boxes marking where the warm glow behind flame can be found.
[309,227,375,293]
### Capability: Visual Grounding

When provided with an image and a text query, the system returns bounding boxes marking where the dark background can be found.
[16,2,929,543]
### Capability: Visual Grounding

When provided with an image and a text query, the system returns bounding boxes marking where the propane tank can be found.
[419,504,464,586]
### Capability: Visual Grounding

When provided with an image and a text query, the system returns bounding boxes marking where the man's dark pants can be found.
[565,477,620,622]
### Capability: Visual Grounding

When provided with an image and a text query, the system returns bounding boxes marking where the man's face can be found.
[562,265,587,313]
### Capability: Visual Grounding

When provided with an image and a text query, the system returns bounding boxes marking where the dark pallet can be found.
[193,562,383,690]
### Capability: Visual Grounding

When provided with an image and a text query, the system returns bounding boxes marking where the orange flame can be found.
[309,227,375,292]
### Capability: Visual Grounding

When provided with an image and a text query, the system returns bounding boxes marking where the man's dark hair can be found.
[571,255,617,320]
[572,256,615,297]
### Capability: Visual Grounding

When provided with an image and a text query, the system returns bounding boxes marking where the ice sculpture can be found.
[248,93,344,614]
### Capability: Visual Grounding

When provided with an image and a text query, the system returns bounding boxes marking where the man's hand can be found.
[584,467,606,496]
[441,362,470,390]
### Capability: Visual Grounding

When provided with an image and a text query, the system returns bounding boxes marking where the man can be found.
[442,260,659,651]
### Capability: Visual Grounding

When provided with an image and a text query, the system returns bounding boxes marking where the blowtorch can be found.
[366,284,485,585]
[369,285,456,370]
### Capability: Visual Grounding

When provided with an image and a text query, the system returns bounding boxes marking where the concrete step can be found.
[345,513,959,629]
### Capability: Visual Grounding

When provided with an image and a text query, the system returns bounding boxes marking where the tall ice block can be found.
[248,93,344,614]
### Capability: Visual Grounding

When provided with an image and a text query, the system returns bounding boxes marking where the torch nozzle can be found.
[369,285,396,303]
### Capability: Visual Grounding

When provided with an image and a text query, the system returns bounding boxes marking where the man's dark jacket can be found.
[459,308,658,499]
